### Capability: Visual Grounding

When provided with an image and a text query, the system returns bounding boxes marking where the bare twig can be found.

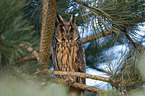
[125,33,140,51]
[15,50,53,64]
[19,44,39,61]
[15,55,36,63]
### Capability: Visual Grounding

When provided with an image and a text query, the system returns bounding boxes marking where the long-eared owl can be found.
[52,14,86,96]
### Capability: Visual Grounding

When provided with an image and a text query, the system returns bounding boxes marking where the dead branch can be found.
[15,55,36,63]
[19,44,39,61]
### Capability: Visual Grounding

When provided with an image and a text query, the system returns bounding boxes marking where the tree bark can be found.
[39,0,57,70]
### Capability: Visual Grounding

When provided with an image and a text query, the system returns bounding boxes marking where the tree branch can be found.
[82,30,113,44]
[51,78,107,93]
[15,55,36,63]
[35,69,109,93]
[125,33,141,52]
[36,69,110,83]
[135,12,145,23]
[19,44,39,61]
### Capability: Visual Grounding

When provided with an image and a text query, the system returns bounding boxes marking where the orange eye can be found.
[70,28,74,33]
[70,25,75,33]
[61,28,64,33]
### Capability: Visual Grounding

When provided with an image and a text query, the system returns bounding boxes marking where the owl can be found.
[52,14,86,96]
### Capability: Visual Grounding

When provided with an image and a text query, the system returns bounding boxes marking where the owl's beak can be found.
[62,35,69,41]
[66,36,69,40]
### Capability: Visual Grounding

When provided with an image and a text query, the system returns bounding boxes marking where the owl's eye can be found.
[70,28,74,33]
[61,27,64,33]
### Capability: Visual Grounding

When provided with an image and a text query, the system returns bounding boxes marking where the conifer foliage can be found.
[0,0,34,67]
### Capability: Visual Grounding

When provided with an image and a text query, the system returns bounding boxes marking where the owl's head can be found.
[56,14,79,42]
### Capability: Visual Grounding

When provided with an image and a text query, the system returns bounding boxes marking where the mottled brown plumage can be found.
[52,15,86,96]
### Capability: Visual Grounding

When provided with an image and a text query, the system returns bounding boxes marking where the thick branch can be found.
[82,30,113,44]
[37,69,110,82]
[52,78,107,93]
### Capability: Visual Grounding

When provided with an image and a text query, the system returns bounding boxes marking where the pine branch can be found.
[135,12,145,23]
[82,29,113,44]
[73,0,89,7]
[51,78,107,93]
[36,69,110,82]
[125,33,141,52]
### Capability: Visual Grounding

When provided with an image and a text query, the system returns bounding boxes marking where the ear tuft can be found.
[57,14,64,24]
[70,14,76,23]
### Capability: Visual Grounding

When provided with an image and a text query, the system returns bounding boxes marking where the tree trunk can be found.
[39,0,58,70]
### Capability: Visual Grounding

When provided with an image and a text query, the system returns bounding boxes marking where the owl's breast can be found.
[55,41,79,72]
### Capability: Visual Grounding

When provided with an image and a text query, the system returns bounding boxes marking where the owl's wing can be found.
[52,38,59,71]
[76,38,86,73]
[76,38,86,85]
